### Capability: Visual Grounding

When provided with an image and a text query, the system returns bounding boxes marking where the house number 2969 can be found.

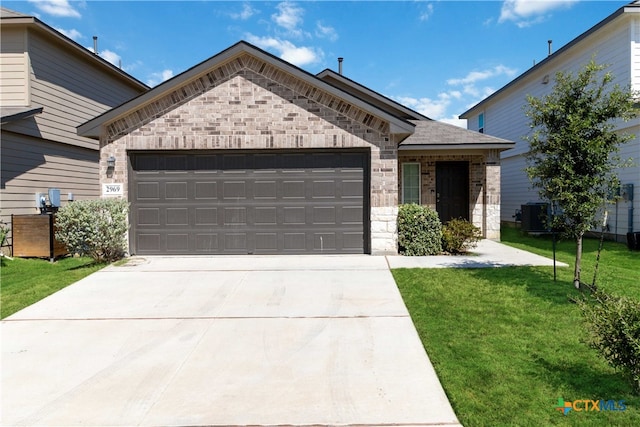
[102,183,123,196]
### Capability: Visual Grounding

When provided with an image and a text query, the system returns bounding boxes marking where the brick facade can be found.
[398,150,502,240]
[100,53,399,253]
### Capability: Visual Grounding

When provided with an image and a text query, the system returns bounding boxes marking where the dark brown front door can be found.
[436,161,469,223]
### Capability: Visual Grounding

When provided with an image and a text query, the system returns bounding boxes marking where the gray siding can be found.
[1,131,100,240]
[1,21,147,253]
[465,12,640,240]
[2,28,144,150]
[0,26,29,106]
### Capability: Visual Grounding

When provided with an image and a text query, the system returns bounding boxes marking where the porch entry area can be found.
[436,161,469,223]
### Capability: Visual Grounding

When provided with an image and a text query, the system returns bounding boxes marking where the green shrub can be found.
[397,204,442,256]
[0,219,9,247]
[442,218,482,254]
[577,288,640,393]
[55,198,129,262]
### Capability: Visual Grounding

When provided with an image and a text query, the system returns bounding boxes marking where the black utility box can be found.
[627,232,640,251]
[521,203,548,232]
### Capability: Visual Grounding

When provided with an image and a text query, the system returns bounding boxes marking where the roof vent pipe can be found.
[93,36,98,54]
[548,39,552,56]
[338,57,343,75]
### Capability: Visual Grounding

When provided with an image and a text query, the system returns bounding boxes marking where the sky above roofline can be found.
[3,0,629,127]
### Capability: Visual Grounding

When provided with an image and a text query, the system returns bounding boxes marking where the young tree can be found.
[524,59,636,288]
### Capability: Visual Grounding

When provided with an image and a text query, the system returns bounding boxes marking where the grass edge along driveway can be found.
[1,256,105,319]
[393,230,639,427]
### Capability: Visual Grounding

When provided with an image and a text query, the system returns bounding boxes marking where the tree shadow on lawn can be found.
[466,265,581,306]
[535,356,639,401]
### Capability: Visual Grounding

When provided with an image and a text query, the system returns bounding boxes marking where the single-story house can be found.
[79,41,514,255]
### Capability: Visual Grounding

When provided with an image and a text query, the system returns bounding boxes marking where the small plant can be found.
[577,287,640,393]
[55,198,129,262]
[0,219,10,259]
[0,219,9,248]
[397,204,442,256]
[441,218,482,254]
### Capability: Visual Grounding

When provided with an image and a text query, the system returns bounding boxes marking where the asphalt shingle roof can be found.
[399,120,514,149]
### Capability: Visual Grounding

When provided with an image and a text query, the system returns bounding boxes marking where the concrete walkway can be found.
[387,239,568,269]
[2,256,462,427]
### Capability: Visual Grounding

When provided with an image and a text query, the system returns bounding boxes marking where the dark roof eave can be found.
[398,143,515,151]
[459,1,639,118]
[316,69,430,121]
[0,106,44,124]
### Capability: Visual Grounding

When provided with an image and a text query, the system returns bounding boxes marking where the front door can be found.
[436,161,469,223]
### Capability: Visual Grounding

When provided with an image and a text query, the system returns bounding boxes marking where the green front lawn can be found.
[393,229,640,426]
[0,256,106,319]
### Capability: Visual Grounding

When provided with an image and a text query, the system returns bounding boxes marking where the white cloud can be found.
[99,49,121,67]
[230,2,257,20]
[441,116,468,128]
[246,35,322,66]
[272,1,304,32]
[146,69,174,87]
[315,22,338,42]
[56,27,82,41]
[28,0,81,18]
[498,0,577,26]
[418,3,434,22]
[447,65,517,86]
[395,92,459,121]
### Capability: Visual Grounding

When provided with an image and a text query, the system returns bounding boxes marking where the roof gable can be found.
[79,41,415,139]
[316,69,429,121]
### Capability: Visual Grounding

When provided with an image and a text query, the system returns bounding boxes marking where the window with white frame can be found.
[402,162,420,204]
[478,113,485,134]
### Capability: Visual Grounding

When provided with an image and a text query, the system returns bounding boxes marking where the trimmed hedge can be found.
[55,198,129,262]
[397,204,442,256]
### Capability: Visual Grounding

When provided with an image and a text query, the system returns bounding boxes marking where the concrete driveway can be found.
[2,256,461,427]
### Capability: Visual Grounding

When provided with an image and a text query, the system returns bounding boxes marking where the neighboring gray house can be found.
[0,8,147,248]
[79,41,513,255]
[461,1,640,242]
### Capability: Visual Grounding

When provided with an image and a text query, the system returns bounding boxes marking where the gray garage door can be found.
[129,150,368,255]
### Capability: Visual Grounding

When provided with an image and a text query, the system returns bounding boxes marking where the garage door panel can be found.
[167,234,189,251]
[282,181,305,198]
[194,182,218,199]
[254,207,277,225]
[255,233,278,251]
[223,181,246,199]
[130,151,368,254]
[166,208,189,226]
[165,182,188,200]
[312,180,336,198]
[225,233,248,251]
[137,234,161,252]
[283,233,306,251]
[137,208,160,226]
[224,207,247,225]
[137,182,159,200]
[196,234,219,251]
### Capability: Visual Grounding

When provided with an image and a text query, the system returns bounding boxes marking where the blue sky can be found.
[3,0,630,126]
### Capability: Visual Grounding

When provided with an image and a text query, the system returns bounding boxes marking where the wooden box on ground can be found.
[11,214,68,260]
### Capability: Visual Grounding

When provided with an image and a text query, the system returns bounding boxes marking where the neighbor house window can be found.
[402,163,420,204]
[478,113,485,134]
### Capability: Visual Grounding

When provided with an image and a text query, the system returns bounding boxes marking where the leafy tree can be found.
[524,59,636,288]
